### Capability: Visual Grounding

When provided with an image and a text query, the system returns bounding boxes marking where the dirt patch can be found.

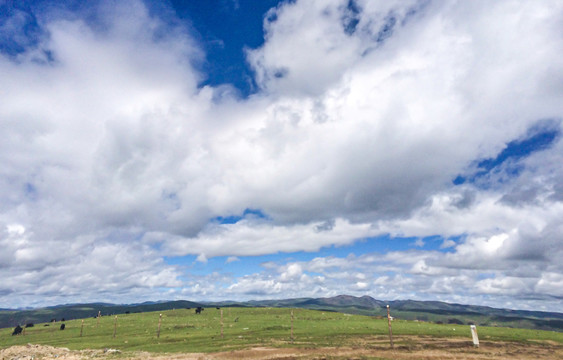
[1,338,561,360]
[0,343,101,360]
[203,338,563,360]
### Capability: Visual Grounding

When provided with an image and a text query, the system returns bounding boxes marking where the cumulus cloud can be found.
[0,223,182,307]
[157,218,377,258]
[1,0,563,309]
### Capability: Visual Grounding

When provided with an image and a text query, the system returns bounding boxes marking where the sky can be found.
[0,0,562,312]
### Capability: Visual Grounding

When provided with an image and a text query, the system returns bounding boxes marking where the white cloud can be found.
[413,238,425,247]
[279,263,303,282]
[0,0,562,309]
[158,218,378,258]
[209,245,562,309]
[225,256,240,264]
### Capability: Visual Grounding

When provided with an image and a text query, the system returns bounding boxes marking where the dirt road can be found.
[1,337,562,360]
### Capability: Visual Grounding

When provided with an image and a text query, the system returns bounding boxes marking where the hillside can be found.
[1,307,562,359]
[0,300,203,329]
[222,296,563,331]
[1,295,561,332]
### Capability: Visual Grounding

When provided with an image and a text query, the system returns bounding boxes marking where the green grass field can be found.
[1,308,561,354]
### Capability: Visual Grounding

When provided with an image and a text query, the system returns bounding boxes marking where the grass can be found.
[0,308,561,354]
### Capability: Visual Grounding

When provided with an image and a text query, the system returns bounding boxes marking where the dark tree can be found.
[447,318,464,325]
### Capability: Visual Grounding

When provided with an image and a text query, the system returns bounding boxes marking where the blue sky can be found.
[163,0,283,96]
[1,0,563,312]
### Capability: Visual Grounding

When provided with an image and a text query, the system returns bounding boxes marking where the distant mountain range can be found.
[1,295,562,332]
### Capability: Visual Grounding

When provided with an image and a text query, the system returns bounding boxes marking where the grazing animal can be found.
[216,307,220,310]
[195,307,204,314]
[51,319,56,323]
[25,323,34,328]
[61,318,65,322]
[60,323,65,330]
[12,325,23,336]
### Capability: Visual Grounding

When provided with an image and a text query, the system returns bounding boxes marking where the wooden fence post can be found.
[387,305,394,348]
[157,313,162,338]
[80,319,84,337]
[113,315,117,338]
[291,310,294,343]
[97,311,101,328]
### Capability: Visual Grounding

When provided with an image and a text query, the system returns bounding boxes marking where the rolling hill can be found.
[1,295,561,332]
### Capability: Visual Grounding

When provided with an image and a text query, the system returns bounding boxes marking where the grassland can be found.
[1,307,562,355]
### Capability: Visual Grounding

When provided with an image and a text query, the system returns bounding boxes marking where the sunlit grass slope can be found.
[1,308,561,353]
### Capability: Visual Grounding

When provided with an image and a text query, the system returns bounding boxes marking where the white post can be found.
[387,305,394,348]
[470,325,479,348]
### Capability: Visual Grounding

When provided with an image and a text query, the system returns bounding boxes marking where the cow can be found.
[25,323,34,328]
[195,307,204,314]
[216,307,220,310]
[60,323,65,330]
[12,325,23,336]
